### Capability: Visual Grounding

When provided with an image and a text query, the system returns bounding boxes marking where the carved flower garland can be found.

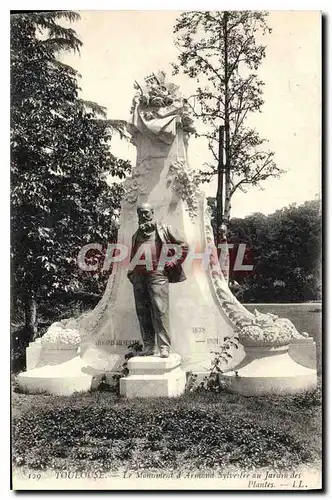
[235,311,309,347]
[131,71,181,118]
[130,71,195,136]
[122,178,139,204]
[167,160,203,219]
[122,175,147,204]
[41,321,81,350]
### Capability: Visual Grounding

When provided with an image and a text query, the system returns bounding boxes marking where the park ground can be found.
[12,303,322,478]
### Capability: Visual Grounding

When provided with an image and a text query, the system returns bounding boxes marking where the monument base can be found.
[16,355,94,396]
[220,345,317,396]
[120,353,186,398]
[289,336,317,369]
[17,336,318,397]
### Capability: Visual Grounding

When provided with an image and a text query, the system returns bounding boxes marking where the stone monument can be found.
[17,71,317,397]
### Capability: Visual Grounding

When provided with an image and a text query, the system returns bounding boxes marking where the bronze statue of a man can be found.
[127,203,188,358]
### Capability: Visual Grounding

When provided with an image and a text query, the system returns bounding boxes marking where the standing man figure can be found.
[127,203,188,358]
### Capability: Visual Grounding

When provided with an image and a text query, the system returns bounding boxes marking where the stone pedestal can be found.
[289,336,317,370]
[220,345,317,396]
[26,339,42,370]
[17,351,93,396]
[120,353,186,398]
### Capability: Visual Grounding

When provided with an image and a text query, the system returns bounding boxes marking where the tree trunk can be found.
[24,291,38,342]
[222,11,230,283]
[216,125,225,243]
[224,191,232,226]
[223,11,231,227]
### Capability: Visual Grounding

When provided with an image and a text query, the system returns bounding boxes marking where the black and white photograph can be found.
[10,9,322,490]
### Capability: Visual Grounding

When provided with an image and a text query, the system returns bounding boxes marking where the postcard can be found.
[11,9,322,491]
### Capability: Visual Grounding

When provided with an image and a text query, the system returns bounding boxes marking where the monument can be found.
[17,71,317,397]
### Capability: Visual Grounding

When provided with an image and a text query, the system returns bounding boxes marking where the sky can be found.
[61,10,321,218]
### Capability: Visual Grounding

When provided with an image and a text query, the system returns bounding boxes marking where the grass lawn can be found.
[12,389,322,475]
[12,303,322,476]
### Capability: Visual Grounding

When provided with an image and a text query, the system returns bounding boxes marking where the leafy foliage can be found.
[187,336,240,393]
[208,199,321,302]
[11,12,131,341]
[173,11,283,225]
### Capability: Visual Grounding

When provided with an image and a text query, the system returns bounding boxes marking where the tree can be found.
[265,200,321,302]
[225,200,321,303]
[11,12,131,342]
[173,11,284,238]
[207,198,321,302]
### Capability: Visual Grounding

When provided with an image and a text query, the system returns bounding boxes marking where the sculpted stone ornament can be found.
[129,71,195,138]
[41,323,81,350]
[17,71,317,397]
[167,160,203,219]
